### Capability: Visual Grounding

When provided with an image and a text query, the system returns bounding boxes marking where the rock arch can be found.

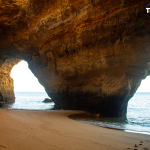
[0,0,150,116]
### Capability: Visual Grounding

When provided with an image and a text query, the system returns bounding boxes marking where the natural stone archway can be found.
[0,58,20,103]
[0,0,150,116]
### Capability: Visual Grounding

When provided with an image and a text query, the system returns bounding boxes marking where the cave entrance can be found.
[1,60,54,110]
[11,60,45,93]
[126,76,150,132]
[127,75,150,115]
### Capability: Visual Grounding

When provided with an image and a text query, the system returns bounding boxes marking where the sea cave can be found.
[0,0,150,116]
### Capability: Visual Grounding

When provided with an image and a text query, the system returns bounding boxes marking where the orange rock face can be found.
[0,58,20,103]
[0,0,150,116]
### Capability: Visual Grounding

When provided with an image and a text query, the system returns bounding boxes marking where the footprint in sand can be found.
[134,144,138,147]
[126,141,150,150]
[0,145,7,148]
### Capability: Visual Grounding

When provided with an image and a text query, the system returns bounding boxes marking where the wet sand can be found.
[0,110,150,150]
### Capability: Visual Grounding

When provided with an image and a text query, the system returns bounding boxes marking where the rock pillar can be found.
[0,58,20,103]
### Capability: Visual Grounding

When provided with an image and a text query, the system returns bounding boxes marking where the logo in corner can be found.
[146,3,150,15]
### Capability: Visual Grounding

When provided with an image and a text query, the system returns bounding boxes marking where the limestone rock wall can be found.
[0,58,20,103]
[0,0,150,116]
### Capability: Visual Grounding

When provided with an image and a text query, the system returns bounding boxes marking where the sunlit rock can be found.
[0,0,150,116]
[0,58,20,103]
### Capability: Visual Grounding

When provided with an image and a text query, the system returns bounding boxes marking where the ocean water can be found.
[0,92,150,134]
[0,92,55,110]
[69,92,150,135]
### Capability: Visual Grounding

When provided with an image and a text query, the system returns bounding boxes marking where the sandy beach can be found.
[0,110,149,150]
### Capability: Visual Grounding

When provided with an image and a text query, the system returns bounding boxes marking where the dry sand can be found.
[0,110,149,150]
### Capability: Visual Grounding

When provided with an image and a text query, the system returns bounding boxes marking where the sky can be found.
[10,60,150,92]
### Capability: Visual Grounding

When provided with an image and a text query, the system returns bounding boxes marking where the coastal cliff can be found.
[0,0,150,116]
[0,58,20,103]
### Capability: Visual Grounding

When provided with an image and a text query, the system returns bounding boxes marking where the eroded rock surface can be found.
[0,58,20,103]
[0,0,150,116]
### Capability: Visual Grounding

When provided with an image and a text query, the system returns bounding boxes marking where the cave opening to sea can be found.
[1,60,54,110]
[1,60,150,134]
[69,76,150,134]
